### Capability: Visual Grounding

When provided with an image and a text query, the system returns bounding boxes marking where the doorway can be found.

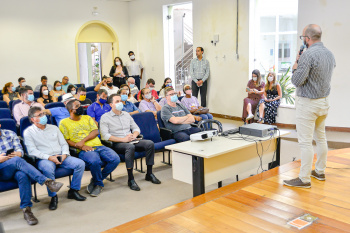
[163,3,193,93]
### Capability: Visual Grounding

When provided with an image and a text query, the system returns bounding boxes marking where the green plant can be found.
[278,67,296,105]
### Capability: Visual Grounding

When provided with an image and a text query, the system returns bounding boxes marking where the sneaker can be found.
[87,178,95,194]
[283,177,311,188]
[90,185,103,197]
[246,114,254,120]
[311,170,325,181]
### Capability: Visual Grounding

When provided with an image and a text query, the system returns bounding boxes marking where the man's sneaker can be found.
[90,185,103,197]
[283,177,311,188]
[311,170,325,181]
[87,178,95,194]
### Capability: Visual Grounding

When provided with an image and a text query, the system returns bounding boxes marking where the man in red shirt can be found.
[137,78,159,100]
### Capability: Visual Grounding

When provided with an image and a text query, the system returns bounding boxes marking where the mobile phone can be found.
[6,149,14,156]
[246,87,251,92]
[57,156,62,163]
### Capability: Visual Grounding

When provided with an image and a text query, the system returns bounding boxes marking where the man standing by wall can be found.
[190,47,210,107]
[283,24,336,188]
[125,51,143,90]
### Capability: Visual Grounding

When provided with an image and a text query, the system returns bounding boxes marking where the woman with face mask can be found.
[139,88,161,118]
[120,84,137,104]
[67,84,77,97]
[159,78,181,98]
[37,85,55,107]
[2,82,20,105]
[242,69,265,124]
[50,81,65,100]
[109,57,129,88]
[256,72,282,124]
[116,89,140,116]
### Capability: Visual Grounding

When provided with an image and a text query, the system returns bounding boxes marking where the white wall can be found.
[0,0,130,88]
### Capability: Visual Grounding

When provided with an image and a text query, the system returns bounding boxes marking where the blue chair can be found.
[0,119,16,132]
[178,96,184,102]
[0,108,11,119]
[134,102,140,108]
[45,102,65,109]
[0,95,3,101]
[132,112,176,165]
[0,101,8,109]
[33,91,40,99]
[9,99,21,115]
[86,86,96,92]
[157,91,160,96]
[58,95,63,102]
[86,91,97,102]
[74,84,85,88]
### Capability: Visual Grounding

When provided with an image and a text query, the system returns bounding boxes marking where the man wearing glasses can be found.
[161,87,201,142]
[24,107,87,211]
[283,24,336,189]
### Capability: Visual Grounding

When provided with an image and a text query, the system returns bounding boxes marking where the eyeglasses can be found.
[299,35,310,40]
[34,113,47,118]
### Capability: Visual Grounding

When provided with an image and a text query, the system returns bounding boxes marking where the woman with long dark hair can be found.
[109,57,129,88]
[37,85,55,107]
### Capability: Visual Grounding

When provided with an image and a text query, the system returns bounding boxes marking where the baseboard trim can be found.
[211,113,350,132]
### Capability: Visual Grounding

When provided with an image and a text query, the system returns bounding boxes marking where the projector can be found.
[190,130,218,141]
[239,123,277,137]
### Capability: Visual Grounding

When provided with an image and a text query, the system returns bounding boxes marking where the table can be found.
[165,130,289,197]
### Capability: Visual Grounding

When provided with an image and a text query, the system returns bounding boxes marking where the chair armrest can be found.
[137,134,144,139]
[23,154,36,166]
[190,123,198,128]
[160,128,173,141]
[69,147,79,158]
[101,140,113,148]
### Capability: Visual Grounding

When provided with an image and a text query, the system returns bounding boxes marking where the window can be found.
[249,0,298,106]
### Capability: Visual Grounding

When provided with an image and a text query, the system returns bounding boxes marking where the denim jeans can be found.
[0,157,47,209]
[195,113,213,130]
[36,156,85,197]
[78,146,120,187]
[173,127,201,143]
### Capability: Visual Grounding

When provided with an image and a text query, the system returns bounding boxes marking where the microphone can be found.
[299,45,305,55]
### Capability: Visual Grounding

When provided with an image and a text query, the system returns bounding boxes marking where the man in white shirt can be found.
[127,77,139,96]
[125,51,143,90]
[94,77,119,96]
[34,76,53,92]
[24,107,86,210]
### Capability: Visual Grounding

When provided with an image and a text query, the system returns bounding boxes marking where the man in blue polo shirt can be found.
[45,93,75,126]
[87,89,111,125]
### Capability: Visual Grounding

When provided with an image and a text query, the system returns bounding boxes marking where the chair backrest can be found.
[178,96,184,102]
[9,99,21,114]
[33,91,40,99]
[134,102,140,108]
[157,91,160,96]
[20,116,32,138]
[0,101,8,109]
[86,86,96,92]
[58,95,63,102]
[132,112,161,143]
[86,91,97,102]
[0,108,12,119]
[0,119,17,133]
[157,111,165,128]
[74,84,85,88]
[45,102,65,109]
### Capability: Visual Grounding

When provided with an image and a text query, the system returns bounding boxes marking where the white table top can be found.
[165,130,290,159]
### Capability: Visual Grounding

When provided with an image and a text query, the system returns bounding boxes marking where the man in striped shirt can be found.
[283,24,336,188]
[190,47,210,107]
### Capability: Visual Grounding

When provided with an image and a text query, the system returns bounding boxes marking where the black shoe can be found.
[87,178,95,194]
[145,174,161,184]
[49,195,58,210]
[67,189,87,201]
[128,180,140,191]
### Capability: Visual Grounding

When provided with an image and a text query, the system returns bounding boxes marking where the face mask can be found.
[115,61,121,66]
[170,95,178,103]
[130,84,135,89]
[130,55,135,60]
[149,87,154,91]
[185,90,192,95]
[252,77,257,81]
[145,93,152,99]
[99,98,107,104]
[107,82,113,87]
[27,94,34,102]
[268,76,274,82]
[70,90,76,95]
[115,102,123,111]
[56,86,62,91]
[74,106,84,116]
[11,87,16,92]
[166,83,172,87]
[121,94,128,101]
[22,82,27,87]
[79,95,86,101]
[43,90,49,96]
[39,115,48,125]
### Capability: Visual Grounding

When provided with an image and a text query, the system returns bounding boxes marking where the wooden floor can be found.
[104,148,350,233]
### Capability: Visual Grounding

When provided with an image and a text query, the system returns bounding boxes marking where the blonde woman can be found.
[256,72,282,124]
[2,82,20,105]
[50,80,65,100]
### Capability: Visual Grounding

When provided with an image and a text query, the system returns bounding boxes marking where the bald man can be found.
[283,24,336,188]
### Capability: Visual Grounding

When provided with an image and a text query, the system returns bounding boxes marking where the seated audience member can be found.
[2,82,20,105]
[110,57,129,88]
[24,107,86,210]
[61,76,74,93]
[13,87,44,125]
[50,81,65,100]
[127,77,139,96]
[161,87,201,142]
[67,84,77,96]
[87,89,111,124]
[45,93,75,126]
[37,85,55,107]
[34,76,53,92]
[117,89,140,115]
[181,84,212,128]
[120,84,138,103]
[15,77,32,93]
[137,78,159,100]
[94,77,119,96]
[139,88,161,117]
[256,72,282,124]
[0,123,63,225]
[159,77,172,98]
[76,87,92,107]
[100,94,160,191]
[158,87,180,107]
[59,100,120,197]
[242,69,265,124]
[101,75,108,87]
